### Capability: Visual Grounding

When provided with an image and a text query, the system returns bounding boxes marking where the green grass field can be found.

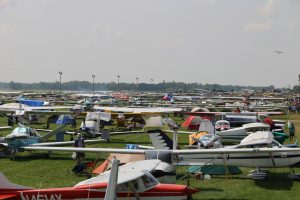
[0,114,300,200]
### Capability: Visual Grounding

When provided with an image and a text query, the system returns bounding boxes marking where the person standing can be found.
[74,133,85,164]
[289,122,295,142]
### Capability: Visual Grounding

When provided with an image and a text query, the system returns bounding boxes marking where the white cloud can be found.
[0,25,14,38]
[82,38,97,47]
[288,16,299,30]
[0,0,17,9]
[92,23,125,38]
[92,23,113,37]
[259,0,275,17]
[243,20,273,32]
[153,38,184,49]
[194,0,218,5]
[42,0,60,6]
[0,0,9,7]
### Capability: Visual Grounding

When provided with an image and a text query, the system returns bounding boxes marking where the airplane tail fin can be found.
[41,125,67,140]
[0,172,32,191]
[147,129,173,150]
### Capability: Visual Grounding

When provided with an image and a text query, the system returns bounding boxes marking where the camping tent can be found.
[182,116,202,130]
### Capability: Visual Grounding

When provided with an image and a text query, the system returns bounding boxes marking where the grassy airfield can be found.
[0,114,300,200]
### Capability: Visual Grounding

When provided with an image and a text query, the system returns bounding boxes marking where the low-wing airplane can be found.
[0,124,105,160]
[0,159,198,200]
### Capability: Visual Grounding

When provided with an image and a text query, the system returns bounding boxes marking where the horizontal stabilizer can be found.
[41,125,66,140]
[0,172,32,190]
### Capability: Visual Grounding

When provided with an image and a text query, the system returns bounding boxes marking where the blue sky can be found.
[0,0,299,87]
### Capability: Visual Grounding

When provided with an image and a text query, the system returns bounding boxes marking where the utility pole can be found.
[117,75,120,88]
[58,71,63,95]
[92,74,95,95]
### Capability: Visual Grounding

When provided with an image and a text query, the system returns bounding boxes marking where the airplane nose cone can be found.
[186,187,199,195]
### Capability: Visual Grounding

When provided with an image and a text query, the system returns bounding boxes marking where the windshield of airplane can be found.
[217,122,229,126]
[12,127,29,135]
[116,173,158,192]
[200,135,214,142]
[11,127,38,137]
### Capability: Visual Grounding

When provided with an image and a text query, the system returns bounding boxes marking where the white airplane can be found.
[22,131,300,176]
[0,159,198,200]
[0,102,72,115]
[93,106,183,114]
[0,124,106,160]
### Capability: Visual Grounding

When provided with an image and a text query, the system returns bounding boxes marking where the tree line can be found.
[0,81,285,93]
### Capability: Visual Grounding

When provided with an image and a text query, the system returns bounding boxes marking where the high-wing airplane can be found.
[0,124,105,160]
[22,130,300,179]
[93,106,183,114]
[0,102,72,114]
[0,159,198,200]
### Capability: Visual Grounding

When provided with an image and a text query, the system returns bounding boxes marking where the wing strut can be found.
[104,158,120,200]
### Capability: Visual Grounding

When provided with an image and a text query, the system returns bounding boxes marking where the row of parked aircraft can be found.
[0,95,298,199]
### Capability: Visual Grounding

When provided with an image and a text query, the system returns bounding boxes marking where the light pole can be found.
[92,74,95,95]
[58,71,63,95]
[117,75,120,88]
[150,78,154,84]
[136,77,139,85]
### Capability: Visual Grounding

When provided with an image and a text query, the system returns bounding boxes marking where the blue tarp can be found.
[20,99,44,107]
[188,165,242,175]
[56,115,75,125]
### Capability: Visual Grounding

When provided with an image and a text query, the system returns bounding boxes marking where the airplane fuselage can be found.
[1,183,195,200]
[177,151,300,168]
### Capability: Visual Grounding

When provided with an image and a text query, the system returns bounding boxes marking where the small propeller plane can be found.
[0,124,105,160]
[23,130,300,180]
[0,159,198,200]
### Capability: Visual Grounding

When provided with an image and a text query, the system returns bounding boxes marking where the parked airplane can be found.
[0,159,198,200]
[0,124,105,160]
[22,129,300,178]
[0,102,72,116]
[93,106,183,114]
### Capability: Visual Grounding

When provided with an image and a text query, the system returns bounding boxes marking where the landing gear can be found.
[288,167,300,180]
[9,149,16,160]
[247,168,269,180]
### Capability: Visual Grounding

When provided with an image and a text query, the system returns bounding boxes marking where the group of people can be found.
[263,116,296,142]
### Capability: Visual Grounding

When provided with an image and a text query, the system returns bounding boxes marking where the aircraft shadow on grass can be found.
[254,173,294,190]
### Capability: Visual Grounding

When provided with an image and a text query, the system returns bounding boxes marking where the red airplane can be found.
[0,160,198,200]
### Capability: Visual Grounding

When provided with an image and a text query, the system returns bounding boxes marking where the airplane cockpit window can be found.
[12,127,27,135]
[116,183,129,191]
[141,175,158,189]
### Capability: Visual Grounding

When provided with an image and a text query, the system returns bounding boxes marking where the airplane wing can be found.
[0,126,13,131]
[0,103,72,115]
[0,143,8,147]
[173,147,300,154]
[30,139,106,147]
[93,106,182,113]
[76,160,160,187]
[21,146,146,154]
[21,146,300,155]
